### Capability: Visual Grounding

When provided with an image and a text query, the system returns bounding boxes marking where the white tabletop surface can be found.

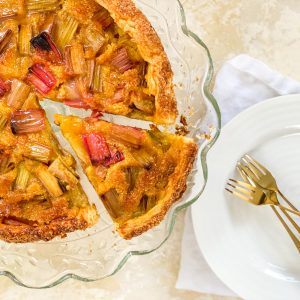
[1,0,300,299]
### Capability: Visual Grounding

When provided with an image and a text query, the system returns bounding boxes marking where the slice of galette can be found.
[0,79,98,243]
[55,114,198,239]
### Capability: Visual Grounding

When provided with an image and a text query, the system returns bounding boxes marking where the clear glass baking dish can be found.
[0,0,221,288]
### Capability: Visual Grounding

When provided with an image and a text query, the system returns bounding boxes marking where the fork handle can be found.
[278,205,300,217]
[271,206,300,252]
[278,190,299,212]
[280,207,300,234]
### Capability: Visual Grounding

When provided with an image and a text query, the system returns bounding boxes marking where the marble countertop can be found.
[1,0,299,299]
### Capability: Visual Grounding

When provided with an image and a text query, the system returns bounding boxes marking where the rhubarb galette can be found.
[0,0,177,124]
[0,0,197,243]
[55,115,198,239]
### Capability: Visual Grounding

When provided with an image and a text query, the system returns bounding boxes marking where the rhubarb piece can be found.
[75,76,89,99]
[84,24,105,53]
[27,64,56,95]
[91,62,103,93]
[109,124,145,147]
[14,162,30,190]
[64,44,87,76]
[82,133,110,165]
[53,12,79,49]
[111,48,135,73]
[0,77,11,97]
[30,32,62,62]
[86,60,95,90]
[48,158,79,189]
[0,29,13,55]
[18,25,32,56]
[11,109,45,135]
[70,43,86,75]
[26,0,60,12]
[93,7,114,29]
[64,46,73,74]
[6,80,31,109]
[64,99,90,109]
[82,132,125,166]
[34,163,63,197]
[92,63,102,93]
[25,144,52,164]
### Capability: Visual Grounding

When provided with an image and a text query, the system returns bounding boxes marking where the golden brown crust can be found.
[117,139,198,239]
[0,205,98,243]
[0,216,87,243]
[96,0,178,124]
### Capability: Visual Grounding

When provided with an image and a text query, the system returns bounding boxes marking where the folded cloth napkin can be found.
[176,54,300,297]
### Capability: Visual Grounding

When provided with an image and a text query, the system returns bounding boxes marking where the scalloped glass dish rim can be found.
[0,0,221,288]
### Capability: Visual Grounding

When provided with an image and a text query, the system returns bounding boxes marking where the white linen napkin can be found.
[176,54,300,297]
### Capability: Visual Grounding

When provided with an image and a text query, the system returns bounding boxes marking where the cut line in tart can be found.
[55,115,198,239]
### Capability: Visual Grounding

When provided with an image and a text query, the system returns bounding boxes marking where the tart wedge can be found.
[55,115,198,239]
[0,84,98,243]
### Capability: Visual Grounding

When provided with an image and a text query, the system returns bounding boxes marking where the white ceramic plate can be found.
[192,95,300,300]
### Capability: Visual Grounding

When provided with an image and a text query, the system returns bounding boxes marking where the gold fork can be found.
[226,178,300,251]
[240,154,299,212]
[237,165,300,235]
[226,179,300,217]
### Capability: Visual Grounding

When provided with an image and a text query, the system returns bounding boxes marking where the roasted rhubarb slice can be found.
[26,0,60,12]
[19,25,32,56]
[93,7,114,29]
[27,64,56,95]
[53,12,79,49]
[11,109,45,134]
[6,80,31,109]
[111,48,135,73]
[82,133,111,165]
[64,99,90,109]
[56,115,198,240]
[30,32,62,62]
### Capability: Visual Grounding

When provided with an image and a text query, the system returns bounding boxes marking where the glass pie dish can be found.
[0,0,221,288]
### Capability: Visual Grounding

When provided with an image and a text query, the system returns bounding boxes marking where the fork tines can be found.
[225,179,255,202]
[241,155,267,178]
